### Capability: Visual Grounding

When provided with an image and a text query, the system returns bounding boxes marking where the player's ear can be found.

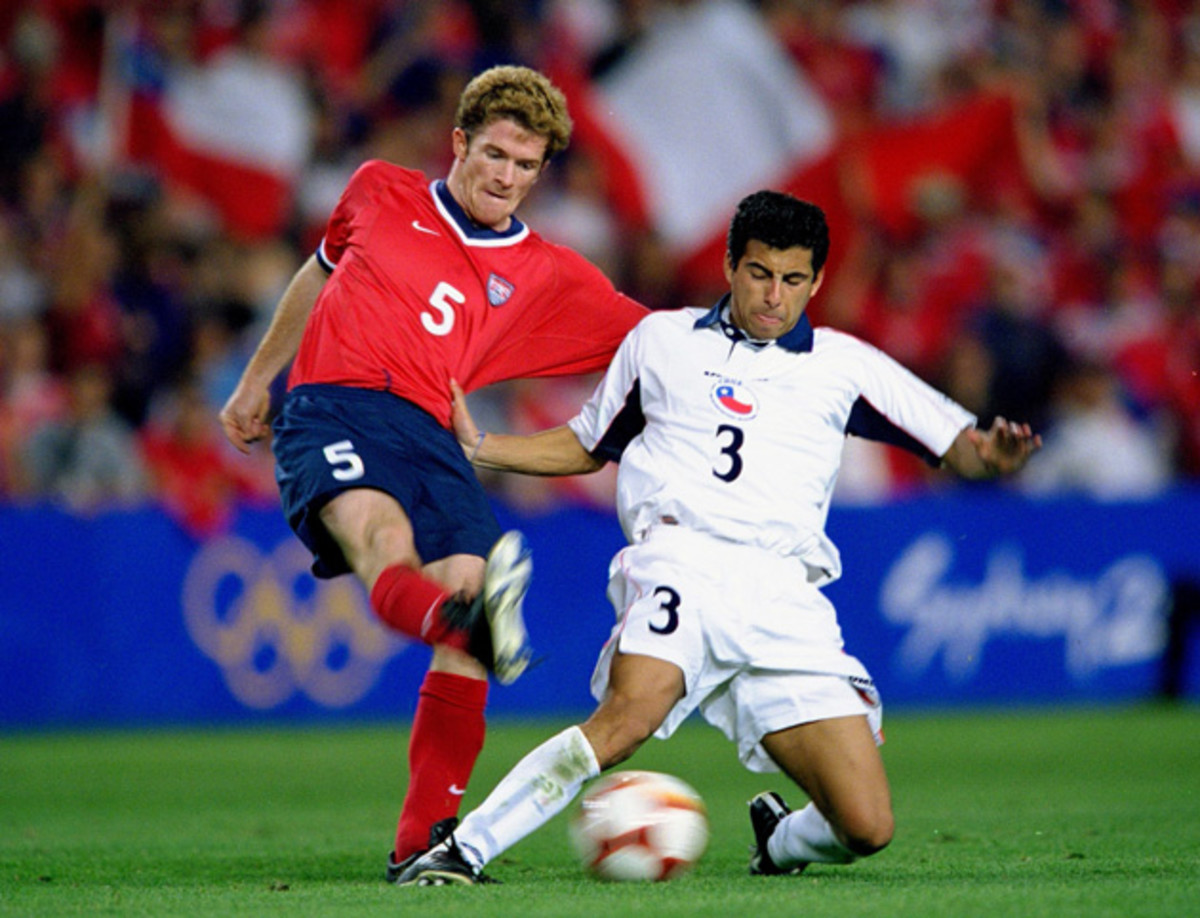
[452,127,470,160]
[723,251,736,283]
[810,266,825,297]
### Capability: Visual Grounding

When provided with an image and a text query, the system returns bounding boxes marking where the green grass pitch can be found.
[2,705,1198,917]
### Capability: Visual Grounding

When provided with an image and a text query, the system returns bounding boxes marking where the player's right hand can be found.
[220,382,271,454]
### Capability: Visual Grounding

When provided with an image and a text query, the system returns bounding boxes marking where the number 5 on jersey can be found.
[423,281,465,336]
[324,440,365,481]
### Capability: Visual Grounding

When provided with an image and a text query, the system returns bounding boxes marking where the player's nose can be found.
[764,278,784,306]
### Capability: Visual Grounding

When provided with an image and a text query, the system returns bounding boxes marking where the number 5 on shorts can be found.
[324,440,365,481]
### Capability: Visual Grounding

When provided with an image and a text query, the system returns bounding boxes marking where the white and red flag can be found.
[113,13,313,240]
[553,0,834,284]
[553,0,1031,300]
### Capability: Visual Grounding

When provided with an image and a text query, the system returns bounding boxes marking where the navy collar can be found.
[433,180,527,240]
[693,294,814,353]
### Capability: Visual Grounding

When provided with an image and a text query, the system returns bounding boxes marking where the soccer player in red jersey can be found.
[219,65,647,877]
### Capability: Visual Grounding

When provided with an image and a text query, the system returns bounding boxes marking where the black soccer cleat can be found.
[385,817,458,883]
[749,791,806,876]
[393,833,497,886]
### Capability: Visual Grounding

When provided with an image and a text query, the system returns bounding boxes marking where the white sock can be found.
[768,802,856,869]
[453,725,600,870]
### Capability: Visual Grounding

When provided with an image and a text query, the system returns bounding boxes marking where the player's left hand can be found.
[967,417,1042,476]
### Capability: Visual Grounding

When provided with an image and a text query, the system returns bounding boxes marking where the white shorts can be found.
[590,525,883,773]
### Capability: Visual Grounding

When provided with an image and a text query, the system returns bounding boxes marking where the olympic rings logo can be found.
[182,536,407,710]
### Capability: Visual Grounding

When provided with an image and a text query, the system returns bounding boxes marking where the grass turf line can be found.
[1,704,1197,917]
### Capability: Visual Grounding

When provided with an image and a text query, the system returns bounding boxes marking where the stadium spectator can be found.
[18,361,145,511]
[218,64,647,880]
[0,0,1198,508]
[105,197,195,427]
[492,375,621,513]
[0,315,66,496]
[42,188,124,378]
[394,190,1040,886]
[764,0,882,134]
[946,257,1068,432]
[0,213,47,323]
[0,9,62,209]
[523,147,625,283]
[1018,358,1172,500]
[139,375,271,538]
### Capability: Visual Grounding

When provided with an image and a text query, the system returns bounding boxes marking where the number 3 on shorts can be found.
[650,585,681,635]
[323,440,365,481]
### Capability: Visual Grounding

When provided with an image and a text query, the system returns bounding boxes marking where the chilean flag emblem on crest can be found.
[711,381,759,419]
[487,273,515,307]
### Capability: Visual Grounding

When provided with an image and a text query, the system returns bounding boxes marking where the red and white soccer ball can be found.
[569,770,708,882]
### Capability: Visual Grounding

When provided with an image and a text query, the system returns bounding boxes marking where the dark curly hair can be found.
[727,190,830,273]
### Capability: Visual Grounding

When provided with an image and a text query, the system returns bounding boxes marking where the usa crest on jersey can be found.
[487,273,514,307]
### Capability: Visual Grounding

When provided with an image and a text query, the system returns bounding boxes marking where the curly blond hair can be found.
[455,65,573,161]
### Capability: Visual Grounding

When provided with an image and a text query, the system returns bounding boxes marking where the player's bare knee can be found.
[838,808,894,857]
[366,526,421,569]
[320,502,419,579]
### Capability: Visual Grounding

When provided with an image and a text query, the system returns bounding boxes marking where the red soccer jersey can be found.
[287,161,647,427]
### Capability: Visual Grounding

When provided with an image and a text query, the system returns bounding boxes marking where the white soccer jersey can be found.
[567,297,977,584]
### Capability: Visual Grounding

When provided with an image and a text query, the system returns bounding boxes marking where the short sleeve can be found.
[317,160,389,270]
[568,317,648,460]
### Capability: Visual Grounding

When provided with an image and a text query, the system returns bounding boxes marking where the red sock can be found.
[393,671,489,860]
[369,565,470,651]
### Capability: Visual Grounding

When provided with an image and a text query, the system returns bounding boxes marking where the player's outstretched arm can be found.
[941,417,1042,480]
[220,256,327,453]
[450,379,603,477]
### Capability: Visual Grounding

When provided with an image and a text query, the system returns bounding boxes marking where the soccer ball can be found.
[568,770,708,882]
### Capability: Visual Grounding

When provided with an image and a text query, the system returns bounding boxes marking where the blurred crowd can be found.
[0,0,1197,539]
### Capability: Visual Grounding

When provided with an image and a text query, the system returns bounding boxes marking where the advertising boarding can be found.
[1,491,1196,727]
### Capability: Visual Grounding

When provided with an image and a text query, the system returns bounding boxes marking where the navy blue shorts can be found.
[272,384,501,578]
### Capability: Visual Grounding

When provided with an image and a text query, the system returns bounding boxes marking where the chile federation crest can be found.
[710,381,759,420]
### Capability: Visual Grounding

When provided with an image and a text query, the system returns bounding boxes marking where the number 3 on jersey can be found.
[423,281,464,336]
[713,424,744,482]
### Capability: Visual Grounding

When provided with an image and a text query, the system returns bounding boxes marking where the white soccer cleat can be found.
[481,531,534,685]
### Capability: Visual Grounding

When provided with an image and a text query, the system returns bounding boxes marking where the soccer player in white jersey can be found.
[395,190,1041,885]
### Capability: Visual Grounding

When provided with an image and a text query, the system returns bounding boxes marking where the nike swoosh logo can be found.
[412,220,439,236]
[449,784,467,796]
